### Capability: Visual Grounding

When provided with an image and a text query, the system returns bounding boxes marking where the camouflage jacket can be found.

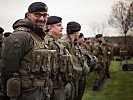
[1,19,47,91]
[59,35,82,79]
[92,42,107,62]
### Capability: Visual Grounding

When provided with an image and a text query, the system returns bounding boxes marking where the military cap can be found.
[46,16,62,25]
[4,32,12,37]
[67,21,81,32]
[95,34,102,39]
[79,33,84,38]
[0,27,4,33]
[28,2,48,13]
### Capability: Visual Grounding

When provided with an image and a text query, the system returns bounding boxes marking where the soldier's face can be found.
[50,22,63,36]
[98,37,104,42]
[78,36,85,44]
[26,12,49,27]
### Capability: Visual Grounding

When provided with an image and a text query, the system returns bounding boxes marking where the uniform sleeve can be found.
[1,32,33,89]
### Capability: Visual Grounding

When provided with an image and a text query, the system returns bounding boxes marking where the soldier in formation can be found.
[59,21,90,100]
[76,33,90,100]
[44,16,66,100]
[92,34,109,91]
[1,2,51,100]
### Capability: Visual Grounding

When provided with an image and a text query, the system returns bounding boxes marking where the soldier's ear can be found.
[25,12,30,19]
[46,25,52,30]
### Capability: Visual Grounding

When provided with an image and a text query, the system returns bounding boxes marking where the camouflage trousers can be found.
[93,62,106,87]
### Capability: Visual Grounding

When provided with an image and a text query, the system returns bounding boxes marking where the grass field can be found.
[82,58,133,100]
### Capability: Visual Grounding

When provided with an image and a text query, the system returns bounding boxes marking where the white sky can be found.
[0,0,118,37]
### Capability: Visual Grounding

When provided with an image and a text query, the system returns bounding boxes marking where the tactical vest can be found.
[59,35,82,80]
[55,41,82,81]
[10,28,56,91]
[44,35,72,83]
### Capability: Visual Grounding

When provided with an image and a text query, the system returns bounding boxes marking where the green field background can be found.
[82,58,133,100]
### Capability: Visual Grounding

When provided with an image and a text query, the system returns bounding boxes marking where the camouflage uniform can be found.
[81,41,95,72]
[59,35,83,100]
[76,43,90,100]
[44,34,67,100]
[92,40,107,90]
[1,19,52,100]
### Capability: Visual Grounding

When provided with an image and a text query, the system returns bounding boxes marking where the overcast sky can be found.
[0,0,118,37]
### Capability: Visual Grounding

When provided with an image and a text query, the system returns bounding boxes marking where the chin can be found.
[38,23,45,27]
[59,32,63,35]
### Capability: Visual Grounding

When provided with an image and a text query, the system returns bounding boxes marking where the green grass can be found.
[82,58,133,100]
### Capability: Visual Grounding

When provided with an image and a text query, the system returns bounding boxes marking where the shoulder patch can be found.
[13,38,22,48]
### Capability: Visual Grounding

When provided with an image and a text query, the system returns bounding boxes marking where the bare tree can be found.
[90,22,107,36]
[108,0,133,45]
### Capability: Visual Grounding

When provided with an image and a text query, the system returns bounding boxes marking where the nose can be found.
[61,26,64,30]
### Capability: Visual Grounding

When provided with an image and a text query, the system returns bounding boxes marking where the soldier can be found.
[92,34,107,91]
[59,21,87,100]
[1,2,51,100]
[76,33,90,100]
[44,16,65,100]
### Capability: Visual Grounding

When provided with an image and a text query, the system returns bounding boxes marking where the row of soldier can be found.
[0,2,113,100]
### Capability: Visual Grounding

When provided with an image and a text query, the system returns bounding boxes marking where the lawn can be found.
[82,58,133,100]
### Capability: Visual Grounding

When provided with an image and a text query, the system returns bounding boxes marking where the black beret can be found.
[67,21,81,32]
[79,33,84,38]
[95,34,102,39]
[46,16,62,25]
[0,27,4,33]
[4,32,12,37]
[28,2,48,13]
